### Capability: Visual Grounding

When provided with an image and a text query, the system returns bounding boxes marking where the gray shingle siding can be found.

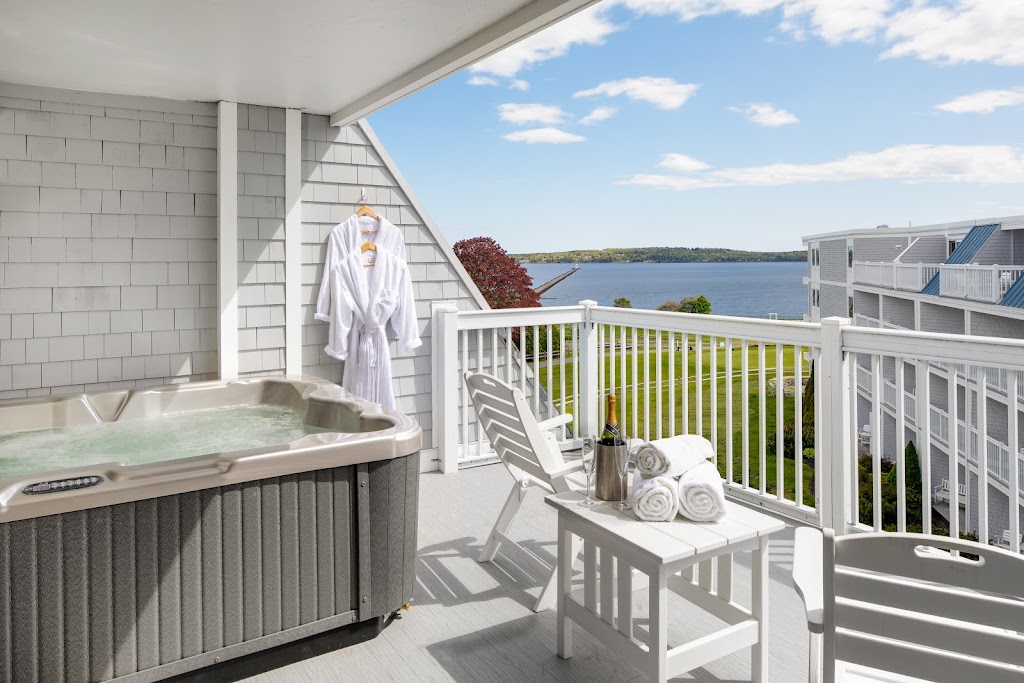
[973,229,1011,266]
[854,291,879,318]
[820,283,848,319]
[853,235,907,263]
[299,115,481,451]
[970,311,1024,338]
[237,105,286,377]
[0,88,217,397]
[881,294,914,329]
[820,239,847,283]
[919,302,964,334]
[900,235,947,263]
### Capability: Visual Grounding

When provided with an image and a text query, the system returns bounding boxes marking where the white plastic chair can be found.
[465,371,585,612]
[792,528,1024,683]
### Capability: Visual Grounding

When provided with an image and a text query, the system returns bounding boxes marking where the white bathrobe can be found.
[315,214,406,324]
[323,249,421,409]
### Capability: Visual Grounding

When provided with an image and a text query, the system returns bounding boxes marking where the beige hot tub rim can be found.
[0,375,422,524]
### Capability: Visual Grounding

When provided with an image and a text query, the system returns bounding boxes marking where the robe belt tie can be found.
[357,322,382,368]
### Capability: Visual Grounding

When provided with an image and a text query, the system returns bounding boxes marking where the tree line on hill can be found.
[515,246,806,264]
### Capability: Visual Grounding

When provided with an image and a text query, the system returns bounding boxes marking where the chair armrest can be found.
[547,458,585,480]
[792,527,825,634]
[537,413,573,432]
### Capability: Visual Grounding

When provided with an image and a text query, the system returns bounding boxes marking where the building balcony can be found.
[938,264,1024,303]
[853,261,940,291]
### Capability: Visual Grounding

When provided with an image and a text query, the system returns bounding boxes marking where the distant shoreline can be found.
[514,246,806,264]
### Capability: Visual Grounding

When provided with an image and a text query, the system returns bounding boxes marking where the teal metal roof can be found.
[1000,271,1024,308]
[920,223,999,295]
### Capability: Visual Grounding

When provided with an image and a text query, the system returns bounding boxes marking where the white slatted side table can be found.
[546,491,785,682]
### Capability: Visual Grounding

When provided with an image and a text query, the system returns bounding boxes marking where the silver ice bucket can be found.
[595,441,626,501]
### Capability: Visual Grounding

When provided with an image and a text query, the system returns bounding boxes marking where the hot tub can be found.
[0,376,421,683]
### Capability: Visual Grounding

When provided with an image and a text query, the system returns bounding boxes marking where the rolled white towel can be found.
[677,461,727,522]
[631,474,679,522]
[635,435,714,478]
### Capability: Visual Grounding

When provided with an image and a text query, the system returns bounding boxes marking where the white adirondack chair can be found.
[464,371,585,612]
[792,528,1024,683]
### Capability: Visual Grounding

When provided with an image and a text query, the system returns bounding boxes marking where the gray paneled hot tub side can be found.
[0,377,420,683]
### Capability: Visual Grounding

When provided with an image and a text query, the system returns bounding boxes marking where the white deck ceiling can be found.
[0,0,595,124]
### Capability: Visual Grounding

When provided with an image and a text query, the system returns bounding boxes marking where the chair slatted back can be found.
[464,372,569,489]
[823,530,1024,683]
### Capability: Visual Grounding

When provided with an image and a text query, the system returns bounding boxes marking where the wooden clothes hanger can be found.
[360,240,377,267]
[355,188,379,224]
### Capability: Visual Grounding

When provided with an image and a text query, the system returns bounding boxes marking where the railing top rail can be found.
[454,305,586,330]
[589,305,821,346]
[844,326,1024,370]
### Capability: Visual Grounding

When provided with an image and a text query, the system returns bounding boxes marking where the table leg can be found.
[557,514,573,659]
[751,535,769,683]
[648,567,668,682]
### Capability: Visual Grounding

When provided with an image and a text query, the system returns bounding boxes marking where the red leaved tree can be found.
[454,237,541,309]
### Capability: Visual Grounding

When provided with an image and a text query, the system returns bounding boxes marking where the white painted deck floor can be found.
[243,464,810,682]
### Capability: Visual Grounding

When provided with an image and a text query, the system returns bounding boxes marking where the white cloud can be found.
[729,102,799,127]
[467,75,499,87]
[470,5,619,78]
[509,79,530,91]
[884,1,1024,66]
[936,88,1024,114]
[579,106,617,125]
[497,103,568,125]
[619,0,891,44]
[574,77,699,110]
[619,144,1024,190]
[657,153,711,172]
[503,128,586,144]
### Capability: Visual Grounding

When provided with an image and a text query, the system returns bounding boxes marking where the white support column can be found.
[284,109,302,376]
[578,300,599,439]
[432,300,459,474]
[819,316,852,533]
[217,101,238,380]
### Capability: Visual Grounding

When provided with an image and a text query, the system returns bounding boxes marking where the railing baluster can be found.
[758,341,766,496]
[597,323,605,431]
[948,365,960,544]
[559,323,566,441]
[656,330,663,440]
[794,344,803,507]
[977,371,988,543]
[742,339,750,489]
[1009,371,1020,554]
[918,359,931,535]
[619,324,627,432]
[642,328,650,442]
[895,358,906,532]
[682,332,689,434]
[545,324,557,423]
[505,326,513,385]
[776,342,784,501]
[726,337,734,485]
[477,328,485,456]
[573,322,580,437]
[711,335,718,469]
[631,326,639,438]
[519,325,526,396]
[532,324,540,416]
[668,331,676,438]
[871,354,882,531]
[461,329,469,459]
[696,334,703,439]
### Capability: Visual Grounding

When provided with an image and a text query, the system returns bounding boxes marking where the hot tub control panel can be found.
[23,476,103,495]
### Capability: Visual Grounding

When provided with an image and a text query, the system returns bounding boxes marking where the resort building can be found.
[804,217,1024,540]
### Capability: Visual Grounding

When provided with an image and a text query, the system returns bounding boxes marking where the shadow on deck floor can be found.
[241,465,811,682]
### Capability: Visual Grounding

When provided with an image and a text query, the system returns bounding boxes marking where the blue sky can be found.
[369,1,1024,253]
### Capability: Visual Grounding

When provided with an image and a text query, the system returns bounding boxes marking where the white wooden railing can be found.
[939,264,1024,303]
[432,302,1024,550]
[853,261,939,291]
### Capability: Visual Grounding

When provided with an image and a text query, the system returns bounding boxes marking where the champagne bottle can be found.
[601,394,622,445]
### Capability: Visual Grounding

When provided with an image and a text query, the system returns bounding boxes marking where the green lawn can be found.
[536,329,816,508]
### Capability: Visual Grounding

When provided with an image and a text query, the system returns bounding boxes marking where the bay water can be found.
[525,261,808,318]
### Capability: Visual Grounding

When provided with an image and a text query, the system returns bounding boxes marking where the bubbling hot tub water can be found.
[0,403,330,481]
